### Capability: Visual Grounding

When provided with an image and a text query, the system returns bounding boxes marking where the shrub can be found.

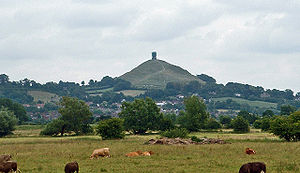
[96,118,125,140]
[190,136,204,142]
[40,119,65,136]
[270,111,300,141]
[205,118,221,129]
[0,109,18,137]
[160,128,189,138]
[232,116,250,133]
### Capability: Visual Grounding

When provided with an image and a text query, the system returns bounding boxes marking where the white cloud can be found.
[0,0,299,93]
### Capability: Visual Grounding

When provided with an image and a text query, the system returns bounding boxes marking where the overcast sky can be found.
[0,0,299,93]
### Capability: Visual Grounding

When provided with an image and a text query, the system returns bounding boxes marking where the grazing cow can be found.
[239,162,266,173]
[125,151,143,157]
[64,161,79,173]
[245,148,256,155]
[0,155,12,163]
[90,148,110,159]
[0,161,19,173]
[141,151,154,156]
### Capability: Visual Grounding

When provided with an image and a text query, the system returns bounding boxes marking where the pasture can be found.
[1,127,299,173]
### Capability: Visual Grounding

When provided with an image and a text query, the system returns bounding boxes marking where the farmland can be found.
[1,126,299,173]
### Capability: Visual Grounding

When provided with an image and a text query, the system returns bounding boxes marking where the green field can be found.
[27,90,60,103]
[212,97,277,109]
[1,126,299,173]
[117,90,146,97]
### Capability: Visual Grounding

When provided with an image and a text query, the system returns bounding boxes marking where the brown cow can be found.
[125,151,143,157]
[141,151,154,156]
[245,148,256,155]
[90,148,110,159]
[239,162,266,173]
[0,161,19,173]
[0,155,12,163]
[64,161,79,173]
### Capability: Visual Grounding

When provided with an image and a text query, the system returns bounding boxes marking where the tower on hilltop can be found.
[152,51,157,60]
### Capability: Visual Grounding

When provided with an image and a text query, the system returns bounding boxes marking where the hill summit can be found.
[119,59,205,89]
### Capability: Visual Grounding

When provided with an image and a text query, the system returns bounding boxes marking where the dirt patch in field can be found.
[145,138,229,145]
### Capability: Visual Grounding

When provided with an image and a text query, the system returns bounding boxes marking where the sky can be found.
[0,0,299,93]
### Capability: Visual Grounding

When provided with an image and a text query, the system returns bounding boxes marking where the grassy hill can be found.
[119,59,205,89]
[27,90,60,103]
[212,97,277,109]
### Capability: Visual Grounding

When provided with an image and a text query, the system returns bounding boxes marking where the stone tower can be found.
[152,51,157,60]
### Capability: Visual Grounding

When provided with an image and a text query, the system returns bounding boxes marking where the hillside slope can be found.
[119,59,205,89]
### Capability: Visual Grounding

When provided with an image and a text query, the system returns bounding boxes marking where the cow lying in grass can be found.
[239,162,266,173]
[65,161,79,173]
[125,151,154,157]
[245,148,256,155]
[90,148,110,159]
[0,161,21,173]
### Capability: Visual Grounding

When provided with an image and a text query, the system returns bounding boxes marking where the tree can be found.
[197,74,216,83]
[178,96,209,131]
[280,105,296,115]
[119,97,164,134]
[219,115,232,128]
[0,74,9,84]
[232,116,250,133]
[238,110,258,125]
[41,96,92,136]
[262,110,274,118]
[205,118,221,129]
[270,111,300,141]
[96,118,125,140]
[58,96,93,135]
[0,98,29,124]
[0,109,18,137]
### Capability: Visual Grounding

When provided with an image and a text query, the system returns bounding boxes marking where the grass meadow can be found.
[1,126,299,173]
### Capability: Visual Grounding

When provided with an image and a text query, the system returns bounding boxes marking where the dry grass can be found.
[0,129,299,173]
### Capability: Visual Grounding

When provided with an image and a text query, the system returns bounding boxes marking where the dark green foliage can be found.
[197,74,216,83]
[232,116,250,133]
[262,109,275,117]
[119,97,164,134]
[219,115,232,128]
[160,128,189,138]
[40,119,65,136]
[159,116,175,131]
[178,96,209,131]
[270,111,300,141]
[113,79,131,91]
[0,98,29,124]
[41,96,93,136]
[0,109,18,137]
[205,118,221,129]
[96,118,125,140]
[280,105,296,115]
[58,96,93,135]
[238,110,258,125]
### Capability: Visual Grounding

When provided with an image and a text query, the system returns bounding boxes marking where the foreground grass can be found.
[1,130,299,172]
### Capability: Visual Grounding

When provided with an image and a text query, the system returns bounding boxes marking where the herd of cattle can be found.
[1,147,266,173]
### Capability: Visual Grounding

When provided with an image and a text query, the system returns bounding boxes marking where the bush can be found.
[40,119,65,136]
[205,118,221,129]
[0,109,18,137]
[160,128,189,138]
[270,111,300,141]
[96,118,125,140]
[232,116,250,133]
[190,136,204,142]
